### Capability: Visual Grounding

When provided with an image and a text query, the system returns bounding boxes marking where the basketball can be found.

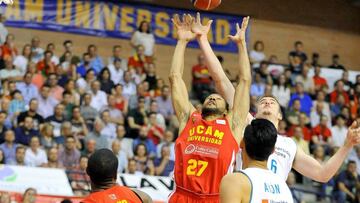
[191,0,221,10]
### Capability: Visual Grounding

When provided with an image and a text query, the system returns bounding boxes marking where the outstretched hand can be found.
[345,119,360,148]
[228,16,250,44]
[191,12,213,39]
[172,14,196,42]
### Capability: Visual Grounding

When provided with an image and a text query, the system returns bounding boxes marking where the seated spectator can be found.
[8,90,26,118]
[109,58,126,86]
[288,113,311,141]
[71,106,89,138]
[329,54,345,70]
[127,97,148,138]
[85,118,108,150]
[58,136,81,169]
[36,50,56,75]
[128,45,150,72]
[288,82,313,116]
[121,70,137,100]
[147,112,164,145]
[107,45,127,69]
[31,36,44,63]
[289,55,303,75]
[1,80,17,101]
[102,94,124,125]
[286,99,302,125]
[249,40,266,69]
[27,61,45,89]
[64,80,80,106]
[250,72,266,97]
[191,53,213,101]
[46,103,66,140]
[99,110,117,141]
[114,124,133,158]
[311,52,321,67]
[312,65,328,92]
[14,145,26,166]
[76,53,92,77]
[277,120,288,136]
[76,69,95,94]
[333,161,359,202]
[16,72,39,105]
[111,140,128,173]
[56,121,77,146]
[331,94,347,118]
[312,90,331,121]
[37,85,59,119]
[61,91,75,120]
[112,84,128,115]
[310,102,331,128]
[289,41,307,64]
[47,73,64,102]
[347,146,360,175]
[295,63,315,95]
[330,80,350,105]
[1,34,18,58]
[60,40,80,65]
[133,126,156,158]
[154,145,175,176]
[341,106,353,126]
[14,116,39,146]
[24,136,47,167]
[128,83,151,110]
[272,74,291,110]
[144,64,158,91]
[22,188,37,203]
[17,99,44,130]
[89,80,108,112]
[148,100,166,130]
[68,156,91,196]
[130,21,155,60]
[41,147,63,168]
[311,115,332,152]
[87,44,103,74]
[154,78,165,97]
[0,55,22,81]
[59,51,73,75]
[82,139,96,157]
[80,93,98,126]
[331,115,348,148]
[39,122,57,150]
[291,126,310,155]
[155,85,175,124]
[46,43,59,65]
[0,130,17,164]
[133,143,155,176]
[340,71,353,91]
[0,111,8,144]
[256,62,273,85]
[126,158,144,176]
[98,67,114,94]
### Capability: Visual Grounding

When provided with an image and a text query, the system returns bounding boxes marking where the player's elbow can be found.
[168,73,182,83]
[313,172,331,183]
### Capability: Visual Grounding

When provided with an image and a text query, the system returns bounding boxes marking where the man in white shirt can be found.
[31,37,44,63]
[121,71,137,100]
[111,140,128,173]
[114,124,133,158]
[107,45,128,67]
[331,115,348,147]
[89,80,108,112]
[108,58,125,85]
[24,136,47,167]
[36,85,59,118]
[100,110,117,141]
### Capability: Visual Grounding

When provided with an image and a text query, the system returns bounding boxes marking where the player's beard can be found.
[202,107,224,118]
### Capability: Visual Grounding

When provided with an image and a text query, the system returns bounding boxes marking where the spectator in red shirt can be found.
[147,112,164,145]
[330,80,350,105]
[311,115,332,152]
[1,34,18,58]
[191,53,213,101]
[36,50,56,75]
[288,113,312,141]
[313,65,328,92]
[128,45,150,73]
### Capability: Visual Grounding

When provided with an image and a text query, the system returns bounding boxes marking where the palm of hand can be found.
[191,23,208,35]
[177,28,195,41]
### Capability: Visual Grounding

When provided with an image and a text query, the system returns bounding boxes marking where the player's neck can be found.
[91,182,117,193]
[203,114,224,121]
[246,160,268,170]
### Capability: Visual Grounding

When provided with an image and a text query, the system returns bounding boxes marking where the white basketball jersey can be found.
[242,168,294,203]
[236,134,297,181]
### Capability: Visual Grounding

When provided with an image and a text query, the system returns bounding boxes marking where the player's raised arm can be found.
[293,120,360,182]
[192,13,235,107]
[226,17,251,144]
[169,14,196,124]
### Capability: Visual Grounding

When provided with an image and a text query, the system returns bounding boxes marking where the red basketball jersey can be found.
[172,112,239,196]
[81,185,142,203]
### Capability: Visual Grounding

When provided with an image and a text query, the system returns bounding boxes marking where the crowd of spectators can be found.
[0,17,359,202]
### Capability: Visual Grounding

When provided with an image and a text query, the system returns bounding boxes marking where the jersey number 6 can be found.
[186,159,208,176]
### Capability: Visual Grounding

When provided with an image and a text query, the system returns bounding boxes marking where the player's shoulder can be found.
[276,134,297,147]
[221,173,251,192]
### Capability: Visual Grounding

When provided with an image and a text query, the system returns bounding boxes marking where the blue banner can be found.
[0,0,247,52]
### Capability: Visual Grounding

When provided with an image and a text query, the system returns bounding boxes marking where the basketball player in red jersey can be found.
[81,149,152,203]
[168,14,251,203]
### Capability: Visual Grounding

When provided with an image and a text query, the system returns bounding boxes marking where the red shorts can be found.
[168,186,219,203]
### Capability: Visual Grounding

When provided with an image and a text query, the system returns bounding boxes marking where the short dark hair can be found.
[86,149,118,185]
[137,21,151,33]
[295,41,303,46]
[63,40,73,46]
[16,145,26,153]
[62,90,72,97]
[244,119,278,161]
[0,110,7,116]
